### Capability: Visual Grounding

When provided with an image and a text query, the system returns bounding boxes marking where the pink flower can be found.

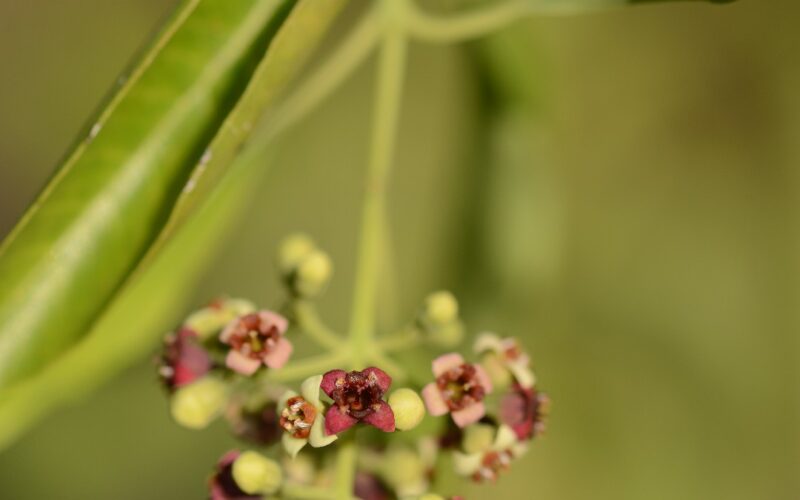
[220,311,292,375]
[422,353,493,428]
[321,367,395,434]
[500,384,549,441]
[159,327,211,390]
[208,451,260,500]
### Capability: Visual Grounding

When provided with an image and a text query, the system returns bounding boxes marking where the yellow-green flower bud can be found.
[232,450,283,495]
[417,495,446,500]
[462,423,495,454]
[388,388,426,431]
[294,249,333,298]
[277,233,315,276]
[424,291,458,326]
[170,377,228,429]
[480,352,513,389]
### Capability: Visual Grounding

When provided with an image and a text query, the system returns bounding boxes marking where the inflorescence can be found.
[157,235,549,499]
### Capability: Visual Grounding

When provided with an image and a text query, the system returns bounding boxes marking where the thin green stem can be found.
[266,350,349,383]
[334,436,358,500]
[349,2,408,368]
[292,300,343,351]
[404,0,628,43]
[260,5,381,142]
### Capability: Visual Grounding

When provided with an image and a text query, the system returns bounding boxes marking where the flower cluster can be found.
[156,235,550,498]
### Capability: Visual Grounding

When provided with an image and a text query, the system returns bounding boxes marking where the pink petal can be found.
[362,367,392,392]
[219,320,238,343]
[324,406,358,435]
[363,401,395,432]
[262,337,293,369]
[452,401,486,428]
[258,310,288,334]
[474,364,493,394]
[422,383,449,416]
[226,350,261,375]
[321,370,347,398]
[432,353,465,377]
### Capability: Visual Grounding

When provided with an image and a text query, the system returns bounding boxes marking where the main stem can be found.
[348,3,407,368]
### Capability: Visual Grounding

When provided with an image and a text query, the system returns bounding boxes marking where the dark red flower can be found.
[500,384,549,440]
[208,450,260,500]
[159,327,211,391]
[321,367,395,434]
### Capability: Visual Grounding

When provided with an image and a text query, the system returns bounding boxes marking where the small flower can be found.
[278,375,337,457]
[388,388,426,431]
[453,424,527,483]
[220,311,292,376]
[500,384,549,441]
[321,367,395,434]
[159,327,211,391]
[208,450,260,500]
[170,376,228,429]
[422,354,493,428]
[474,333,535,389]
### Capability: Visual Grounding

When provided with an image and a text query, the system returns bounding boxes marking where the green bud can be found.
[184,298,255,340]
[418,495,446,500]
[294,250,333,298]
[481,352,512,389]
[170,377,228,429]
[277,234,316,276]
[232,451,283,495]
[462,424,495,454]
[388,388,426,431]
[423,291,458,326]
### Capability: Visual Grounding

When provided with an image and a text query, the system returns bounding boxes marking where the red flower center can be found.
[226,313,281,359]
[436,363,486,411]
[331,371,385,419]
[280,396,317,439]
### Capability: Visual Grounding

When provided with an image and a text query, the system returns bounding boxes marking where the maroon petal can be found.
[362,367,392,393]
[362,401,395,432]
[325,405,358,435]
[321,369,347,398]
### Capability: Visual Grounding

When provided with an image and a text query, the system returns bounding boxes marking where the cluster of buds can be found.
[156,235,549,499]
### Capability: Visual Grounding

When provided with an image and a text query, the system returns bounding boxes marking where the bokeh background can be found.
[0,0,797,498]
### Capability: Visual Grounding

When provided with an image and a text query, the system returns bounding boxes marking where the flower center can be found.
[280,396,317,439]
[331,371,384,419]
[227,314,280,359]
[436,363,486,411]
[472,450,513,482]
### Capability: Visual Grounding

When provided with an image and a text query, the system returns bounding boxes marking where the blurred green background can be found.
[0,0,797,498]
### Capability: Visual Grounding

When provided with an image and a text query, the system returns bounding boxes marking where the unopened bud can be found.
[278,234,316,276]
[388,388,426,431]
[170,377,227,429]
[232,450,283,495]
[294,250,332,298]
[462,423,495,454]
[423,291,458,326]
[185,298,255,340]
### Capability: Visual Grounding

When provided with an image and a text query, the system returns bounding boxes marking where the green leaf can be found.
[0,0,347,451]
[0,0,294,387]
